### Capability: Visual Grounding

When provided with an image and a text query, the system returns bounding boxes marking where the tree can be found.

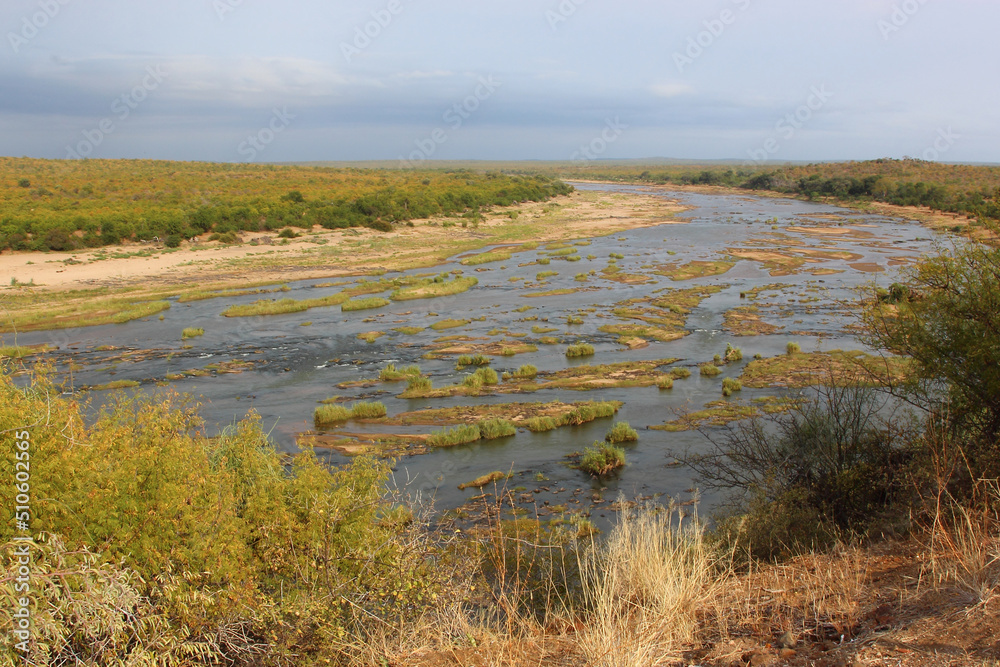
[863,230,1000,479]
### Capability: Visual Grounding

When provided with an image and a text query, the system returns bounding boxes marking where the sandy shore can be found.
[0,189,688,294]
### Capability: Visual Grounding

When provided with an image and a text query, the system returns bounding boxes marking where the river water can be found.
[12,184,938,524]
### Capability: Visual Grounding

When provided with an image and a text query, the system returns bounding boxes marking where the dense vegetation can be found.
[550,158,1000,227]
[0,158,572,251]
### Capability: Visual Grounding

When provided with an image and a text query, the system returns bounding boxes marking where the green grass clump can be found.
[342,297,391,312]
[657,376,674,390]
[314,404,351,427]
[393,326,425,335]
[431,319,471,331]
[463,367,499,388]
[547,248,578,257]
[562,401,619,426]
[514,364,538,379]
[700,364,723,377]
[536,271,559,280]
[575,273,588,282]
[379,364,422,381]
[724,343,743,363]
[461,251,511,266]
[537,257,551,265]
[579,442,626,477]
[672,367,692,379]
[722,378,743,397]
[456,354,490,368]
[524,416,558,432]
[405,375,432,393]
[457,471,508,491]
[390,277,478,301]
[605,421,639,444]
[787,342,802,355]
[531,325,559,334]
[567,315,584,325]
[181,327,204,340]
[88,380,140,391]
[478,418,517,440]
[609,252,625,259]
[112,301,171,324]
[566,343,595,358]
[428,424,482,447]
[350,401,388,419]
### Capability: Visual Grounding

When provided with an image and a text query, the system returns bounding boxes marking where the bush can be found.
[580,442,626,477]
[605,421,638,444]
[181,327,204,339]
[380,363,422,381]
[350,401,387,419]
[671,384,913,562]
[566,343,595,358]
[724,343,743,363]
[428,424,482,447]
[164,234,181,248]
[657,376,674,390]
[479,418,517,440]
[463,367,499,388]
[342,297,390,312]
[786,342,801,355]
[672,367,692,380]
[456,354,490,368]
[722,378,742,397]
[277,227,300,239]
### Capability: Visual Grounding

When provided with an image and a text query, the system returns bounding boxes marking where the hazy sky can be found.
[1,0,996,164]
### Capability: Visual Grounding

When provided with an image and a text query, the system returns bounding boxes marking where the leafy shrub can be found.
[724,344,743,363]
[566,343,595,358]
[514,364,538,379]
[579,442,626,477]
[787,342,801,355]
[181,327,204,340]
[457,354,490,368]
[672,367,692,379]
[657,376,674,390]
[605,421,639,444]
[463,367,499,388]
[700,364,722,377]
[164,234,181,248]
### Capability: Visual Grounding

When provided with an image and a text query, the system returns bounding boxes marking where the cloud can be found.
[648,82,694,99]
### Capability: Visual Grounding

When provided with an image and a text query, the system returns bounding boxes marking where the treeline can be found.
[553,158,1000,226]
[0,158,573,251]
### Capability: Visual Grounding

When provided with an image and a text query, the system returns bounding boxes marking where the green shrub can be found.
[428,424,482,447]
[314,404,351,426]
[605,421,638,444]
[164,234,181,248]
[787,342,801,355]
[657,376,674,390]
[672,367,692,379]
[405,375,432,392]
[463,367,499,387]
[524,416,558,432]
[579,442,626,477]
[181,327,204,340]
[479,418,517,440]
[566,343,595,358]
[536,271,559,280]
[567,315,584,325]
[724,343,743,363]
[722,378,743,397]
[350,401,387,419]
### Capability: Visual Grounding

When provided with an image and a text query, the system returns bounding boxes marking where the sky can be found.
[0,0,997,165]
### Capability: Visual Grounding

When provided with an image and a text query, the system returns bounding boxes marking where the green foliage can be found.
[350,401,388,419]
[514,364,538,379]
[700,364,722,377]
[428,423,482,447]
[566,343,595,358]
[479,418,517,440]
[657,376,674,390]
[456,353,490,368]
[406,375,433,392]
[605,421,638,444]
[579,442,627,477]
[786,342,801,355]
[462,367,499,388]
[524,416,558,432]
[672,367,692,380]
[0,158,573,251]
[181,327,204,339]
[0,369,451,663]
[379,363,422,381]
[724,343,743,363]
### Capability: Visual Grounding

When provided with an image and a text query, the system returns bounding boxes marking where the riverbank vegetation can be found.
[0,158,572,252]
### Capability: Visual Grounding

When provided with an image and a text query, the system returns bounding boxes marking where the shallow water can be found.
[11,184,938,523]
